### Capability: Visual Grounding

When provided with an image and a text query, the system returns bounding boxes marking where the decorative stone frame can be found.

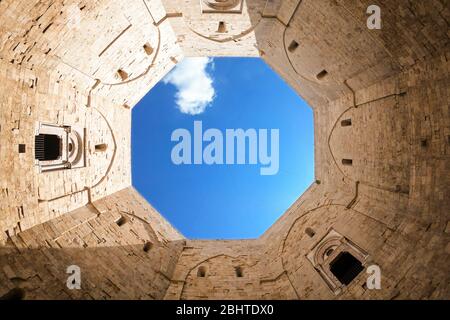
[307,229,369,295]
[34,122,86,172]
[201,0,244,13]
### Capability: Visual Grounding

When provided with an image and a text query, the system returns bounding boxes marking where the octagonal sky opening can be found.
[132,57,314,239]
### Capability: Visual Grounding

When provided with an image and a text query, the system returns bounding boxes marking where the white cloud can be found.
[163,57,216,115]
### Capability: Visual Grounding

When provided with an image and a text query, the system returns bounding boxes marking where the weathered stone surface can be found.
[0,0,448,300]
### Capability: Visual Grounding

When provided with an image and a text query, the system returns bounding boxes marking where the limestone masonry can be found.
[0,0,449,299]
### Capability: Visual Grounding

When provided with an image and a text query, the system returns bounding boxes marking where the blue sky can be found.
[132,57,314,239]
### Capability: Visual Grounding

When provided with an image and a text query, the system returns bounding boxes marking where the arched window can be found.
[307,229,368,294]
[35,123,85,172]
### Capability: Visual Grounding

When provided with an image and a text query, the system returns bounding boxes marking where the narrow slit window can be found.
[95,143,108,152]
[421,139,427,147]
[341,119,352,127]
[316,69,328,80]
[235,266,243,277]
[35,134,61,161]
[143,241,153,252]
[143,43,154,55]
[305,227,315,238]
[288,40,299,52]
[329,252,364,285]
[117,69,129,81]
[217,21,227,33]
[342,159,353,166]
[115,215,127,227]
[197,266,206,278]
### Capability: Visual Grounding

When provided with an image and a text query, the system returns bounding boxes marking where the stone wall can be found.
[0,187,184,299]
[0,0,448,300]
